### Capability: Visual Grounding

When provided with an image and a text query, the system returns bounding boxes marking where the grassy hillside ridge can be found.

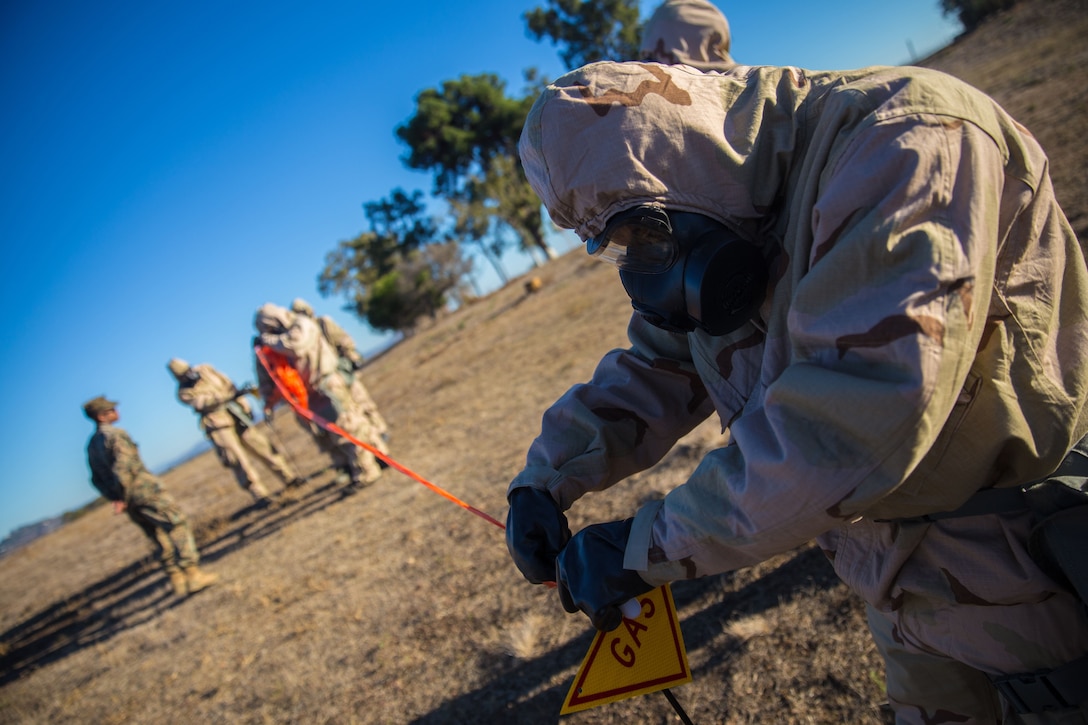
[917,0,1088,239]
[2,2,1084,722]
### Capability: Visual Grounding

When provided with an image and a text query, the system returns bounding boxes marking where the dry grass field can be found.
[2,1,1085,722]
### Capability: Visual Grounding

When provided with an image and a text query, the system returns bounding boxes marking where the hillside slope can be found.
[917,0,1087,239]
[2,2,1084,722]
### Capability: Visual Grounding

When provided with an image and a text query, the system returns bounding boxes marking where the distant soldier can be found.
[83,396,218,596]
[167,359,302,505]
[639,0,736,72]
[253,303,384,490]
[289,298,390,453]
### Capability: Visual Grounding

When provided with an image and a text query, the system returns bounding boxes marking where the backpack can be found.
[884,433,1088,714]
[1021,435,1088,603]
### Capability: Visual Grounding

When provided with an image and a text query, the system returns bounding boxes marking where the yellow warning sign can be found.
[560,584,691,715]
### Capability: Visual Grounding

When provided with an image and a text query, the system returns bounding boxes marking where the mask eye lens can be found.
[589,209,676,273]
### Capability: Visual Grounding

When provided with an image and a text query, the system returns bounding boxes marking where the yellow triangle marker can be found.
[560,584,691,715]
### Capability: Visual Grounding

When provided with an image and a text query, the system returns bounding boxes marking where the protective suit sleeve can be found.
[509,313,717,511]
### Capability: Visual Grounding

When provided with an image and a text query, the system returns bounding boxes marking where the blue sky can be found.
[0,0,961,540]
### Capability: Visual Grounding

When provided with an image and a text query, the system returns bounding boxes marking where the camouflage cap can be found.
[83,395,118,419]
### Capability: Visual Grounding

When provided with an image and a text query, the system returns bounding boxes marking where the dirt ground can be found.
[1,1,1084,722]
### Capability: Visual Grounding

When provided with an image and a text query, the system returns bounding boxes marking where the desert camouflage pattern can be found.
[284,302,390,449]
[314,315,390,445]
[252,344,343,465]
[514,62,1088,719]
[176,363,299,499]
[87,424,199,573]
[350,376,389,452]
[639,0,734,71]
[291,301,390,441]
[289,297,365,367]
[255,303,383,485]
[318,315,365,368]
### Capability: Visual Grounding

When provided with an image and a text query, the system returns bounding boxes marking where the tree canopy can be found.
[318,189,471,334]
[524,0,642,70]
[319,1,647,333]
[395,73,556,261]
[939,0,1017,32]
[395,74,532,197]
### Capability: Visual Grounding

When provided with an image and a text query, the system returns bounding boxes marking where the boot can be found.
[168,569,189,595]
[345,467,381,494]
[184,566,220,594]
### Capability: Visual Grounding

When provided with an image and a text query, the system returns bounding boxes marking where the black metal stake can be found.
[661,688,696,725]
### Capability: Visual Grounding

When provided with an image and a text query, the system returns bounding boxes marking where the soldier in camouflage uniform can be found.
[506,61,1088,722]
[83,396,218,596]
[168,359,302,505]
[289,298,390,453]
[639,0,736,72]
[253,303,383,489]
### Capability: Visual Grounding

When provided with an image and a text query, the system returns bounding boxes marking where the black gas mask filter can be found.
[587,206,768,336]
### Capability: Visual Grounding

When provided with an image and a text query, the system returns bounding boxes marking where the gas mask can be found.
[587,205,768,336]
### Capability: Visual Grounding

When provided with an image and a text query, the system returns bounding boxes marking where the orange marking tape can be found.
[254,346,505,530]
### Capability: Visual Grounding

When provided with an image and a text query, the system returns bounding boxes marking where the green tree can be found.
[397,74,528,195]
[363,187,437,252]
[449,192,511,286]
[939,0,1016,32]
[395,73,557,261]
[524,0,642,70]
[318,188,472,332]
[318,228,400,319]
[365,242,473,333]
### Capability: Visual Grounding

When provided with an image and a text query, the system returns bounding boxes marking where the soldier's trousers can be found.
[349,374,389,449]
[310,373,383,486]
[207,422,299,499]
[125,494,200,574]
[842,507,1088,723]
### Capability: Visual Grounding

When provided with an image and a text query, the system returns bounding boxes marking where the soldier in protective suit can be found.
[506,61,1088,722]
[289,298,390,453]
[84,396,218,596]
[253,303,383,490]
[168,359,302,504]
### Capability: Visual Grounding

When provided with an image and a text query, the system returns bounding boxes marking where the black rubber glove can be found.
[556,518,655,631]
[506,486,571,584]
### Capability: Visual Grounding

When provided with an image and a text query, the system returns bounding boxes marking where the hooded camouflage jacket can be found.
[513,61,1088,590]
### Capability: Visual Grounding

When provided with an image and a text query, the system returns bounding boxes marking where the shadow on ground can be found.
[408,546,841,724]
[0,471,362,686]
